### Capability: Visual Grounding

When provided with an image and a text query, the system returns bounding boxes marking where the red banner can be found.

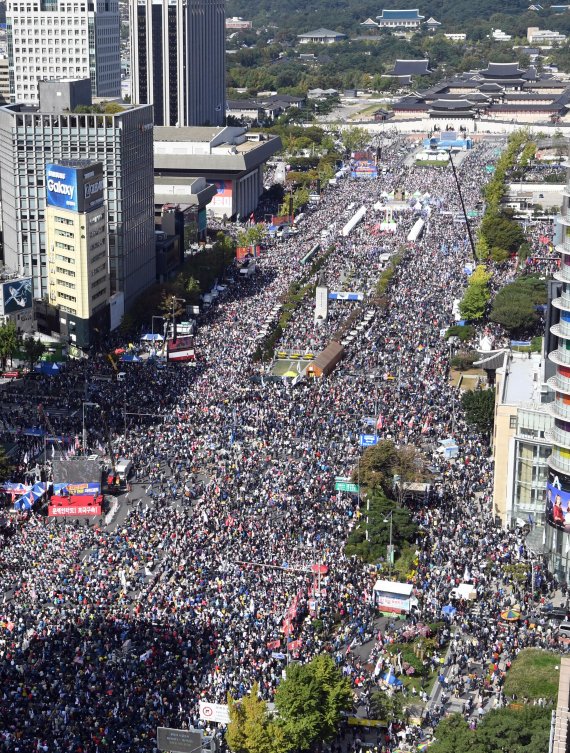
[48,494,102,517]
[288,638,302,653]
[271,215,293,227]
[266,639,281,650]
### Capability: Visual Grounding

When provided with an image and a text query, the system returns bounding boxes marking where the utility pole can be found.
[448,151,477,263]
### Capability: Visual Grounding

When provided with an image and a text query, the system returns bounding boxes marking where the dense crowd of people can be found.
[0,135,563,753]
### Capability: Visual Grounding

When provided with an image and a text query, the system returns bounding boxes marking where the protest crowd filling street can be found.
[0,135,565,753]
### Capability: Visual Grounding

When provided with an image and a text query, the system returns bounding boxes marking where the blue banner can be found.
[328,292,364,301]
[360,434,378,447]
[46,163,79,212]
[53,482,101,496]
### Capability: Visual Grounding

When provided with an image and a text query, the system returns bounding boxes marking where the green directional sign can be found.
[335,482,360,493]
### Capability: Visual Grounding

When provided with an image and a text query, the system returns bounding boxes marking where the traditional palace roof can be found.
[389,59,431,77]
[479,62,527,79]
[377,9,424,20]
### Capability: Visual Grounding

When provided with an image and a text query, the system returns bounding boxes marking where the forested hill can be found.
[226,0,567,37]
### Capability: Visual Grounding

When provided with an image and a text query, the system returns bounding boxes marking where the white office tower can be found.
[130,0,226,127]
[6,0,121,104]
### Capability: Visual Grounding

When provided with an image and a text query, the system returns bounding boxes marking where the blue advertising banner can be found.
[46,163,79,212]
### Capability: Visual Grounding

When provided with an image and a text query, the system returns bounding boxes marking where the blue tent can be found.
[120,354,141,363]
[442,604,456,617]
[35,362,62,376]
[14,482,46,511]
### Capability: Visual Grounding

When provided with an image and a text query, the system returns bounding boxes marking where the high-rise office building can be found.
[0,79,156,308]
[130,0,225,127]
[6,0,121,104]
[45,159,111,348]
[545,164,570,578]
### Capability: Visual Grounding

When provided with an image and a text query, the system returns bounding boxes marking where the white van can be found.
[115,458,133,481]
[559,622,570,637]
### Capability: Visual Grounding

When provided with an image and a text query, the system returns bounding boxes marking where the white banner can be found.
[199,701,230,724]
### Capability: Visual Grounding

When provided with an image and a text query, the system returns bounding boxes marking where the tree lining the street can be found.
[226,655,352,753]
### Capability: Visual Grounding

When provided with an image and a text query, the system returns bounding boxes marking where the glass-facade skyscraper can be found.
[130,0,226,127]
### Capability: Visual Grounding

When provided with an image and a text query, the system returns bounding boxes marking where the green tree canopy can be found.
[274,654,352,751]
[22,337,45,371]
[184,276,202,305]
[480,213,525,254]
[0,321,21,369]
[490,275,546,334]
[461,388,496,436]
[459,283,489,321]
[340,126,370,154]
[430,707,551,753]
[345,489,418,563]
[226,683,288,753]
[469,265,492,287]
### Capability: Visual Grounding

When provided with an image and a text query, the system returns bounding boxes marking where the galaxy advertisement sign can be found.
[46,162,104,214]
[546,468,570,532]
[46,164,79,212]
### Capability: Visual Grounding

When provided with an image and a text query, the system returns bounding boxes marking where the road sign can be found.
[199,701,230,724]
[335,481,360,493]
[335,476,350,482]
[360,433,378,447]
[157,727,203,753]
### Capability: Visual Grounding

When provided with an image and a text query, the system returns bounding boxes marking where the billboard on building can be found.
[109,291,125,332]
[46,164,79,211]
[210,180,233,213]
[46,161,104,214]
[351,160,378,179]
[2,277,33,315]
[82,164,105,212]
[546,468,570,532]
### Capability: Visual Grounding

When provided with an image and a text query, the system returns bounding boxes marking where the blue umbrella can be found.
[381,671,403,687]
[442,604,456,617]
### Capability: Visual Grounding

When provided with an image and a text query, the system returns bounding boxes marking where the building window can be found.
[56,279,76,289]
[510,415,517,430]
[56,266,76,277]
[55,254,75,264]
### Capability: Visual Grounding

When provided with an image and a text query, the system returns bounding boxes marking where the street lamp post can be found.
[82,401,99,452]
[384,510,394,577]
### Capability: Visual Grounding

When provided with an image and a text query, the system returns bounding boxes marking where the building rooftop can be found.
[503,352,543,405]
[430,98,476,110]
[297,28,346,38]
[154,126,223,143]
[226,99,261,111]
[377,9,424,19]
[390,59,431,76]
[480,62,527,77]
